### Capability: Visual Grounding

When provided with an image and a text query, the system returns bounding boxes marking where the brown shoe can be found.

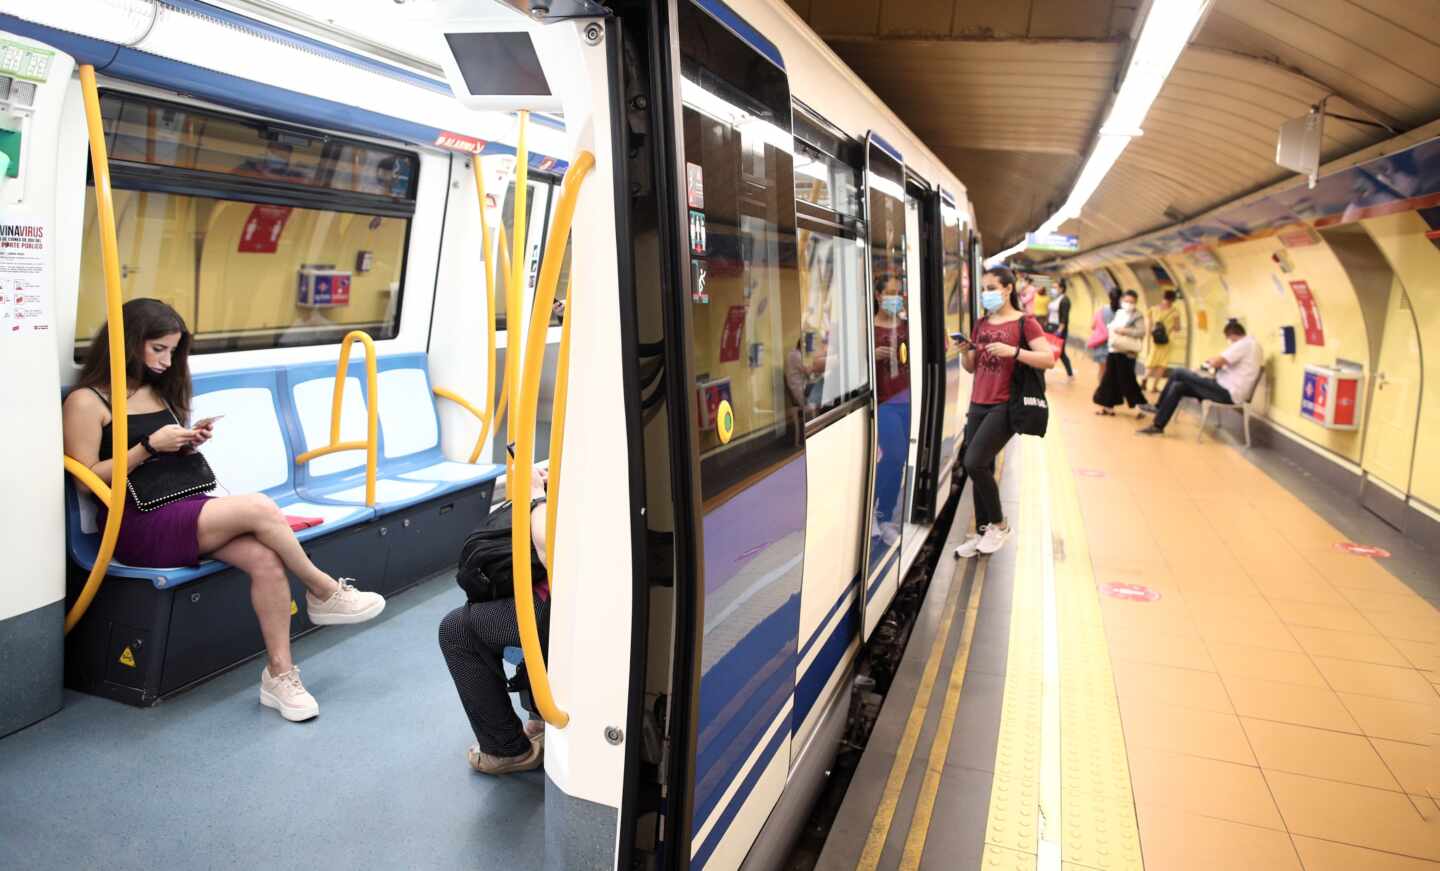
[467,740,543,775]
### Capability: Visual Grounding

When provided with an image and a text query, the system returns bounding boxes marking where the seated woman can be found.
[438,467,551,776]
[62,299,386,723]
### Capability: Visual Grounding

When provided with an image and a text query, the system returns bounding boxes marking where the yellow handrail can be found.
[294,330,378,506]
[63,64,128,635]
[544,274,574,593]
[511,149,595,729]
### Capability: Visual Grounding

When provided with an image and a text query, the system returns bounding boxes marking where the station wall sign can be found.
[1026,231,1079,253]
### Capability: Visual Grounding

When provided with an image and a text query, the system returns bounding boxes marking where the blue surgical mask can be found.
[981,290,1004,312]
[880,294,904,316]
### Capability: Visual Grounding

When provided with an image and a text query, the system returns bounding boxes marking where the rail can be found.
[511,146,595,729]
[294,330,379,506]
[61,64,128,635]
[432,151,506,460]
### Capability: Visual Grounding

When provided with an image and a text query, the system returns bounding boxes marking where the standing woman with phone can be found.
[952,267,1055,558]
[63,299,387,723]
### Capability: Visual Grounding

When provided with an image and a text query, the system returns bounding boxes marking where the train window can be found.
[75,92,416,356]
[679,0,802,500]
[867,140,909,409]
[794,142,869,423]
[490,176,556,330]
[941,202,964,360]
[794,148,860,218]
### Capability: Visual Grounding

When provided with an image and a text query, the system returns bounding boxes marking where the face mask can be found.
[981,290,1004,312]
[1121,301,1136,312]
[880,295,904,316]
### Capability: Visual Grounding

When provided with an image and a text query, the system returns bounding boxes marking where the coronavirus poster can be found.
[0,217,50,334]
[1289,280,1325,346]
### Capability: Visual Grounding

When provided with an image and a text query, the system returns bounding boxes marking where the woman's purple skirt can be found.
[101,494,213,568]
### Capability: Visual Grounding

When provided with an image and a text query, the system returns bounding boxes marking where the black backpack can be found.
[456,501,548,603]
[1151,320,1170,346]
[1008,316,1049,437]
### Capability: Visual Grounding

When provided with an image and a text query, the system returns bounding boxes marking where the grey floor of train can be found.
[0,576,544,871]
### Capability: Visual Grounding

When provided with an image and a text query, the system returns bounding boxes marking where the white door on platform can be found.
[1360,276,1423,498]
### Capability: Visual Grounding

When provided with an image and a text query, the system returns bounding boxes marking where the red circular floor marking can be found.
[1335,542,1392,558]
[1076,468,1106,478]
[1099,583,1161,602]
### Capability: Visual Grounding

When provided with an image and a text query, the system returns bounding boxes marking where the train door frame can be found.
[908,176,946,524]
[860,131,909,641]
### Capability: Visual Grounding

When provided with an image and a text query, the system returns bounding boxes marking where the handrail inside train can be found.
[431,152,514,464]
[293,330,379,507]
[61,63,128,636]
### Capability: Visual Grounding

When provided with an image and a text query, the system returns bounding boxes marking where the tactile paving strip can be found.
[1047,428,1144,871]
[981,439,1045,863]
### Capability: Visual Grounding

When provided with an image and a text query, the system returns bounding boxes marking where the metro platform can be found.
[817,374,1440,871]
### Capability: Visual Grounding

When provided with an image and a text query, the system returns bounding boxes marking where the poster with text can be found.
[0,216,50,334]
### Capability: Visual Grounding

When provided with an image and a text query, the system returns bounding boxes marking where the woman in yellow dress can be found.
[1143,290,1183,394]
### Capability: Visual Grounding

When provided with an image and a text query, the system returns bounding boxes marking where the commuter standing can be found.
[1088,289,1120,379]
[1093,290,1147,416]
[1046,279,1074,380]
[1142,290,1183,394]
[952,266,1055,558]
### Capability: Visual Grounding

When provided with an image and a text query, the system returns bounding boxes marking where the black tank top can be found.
[90,387,176,462]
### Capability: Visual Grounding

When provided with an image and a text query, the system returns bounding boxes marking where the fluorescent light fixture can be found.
[1019,0,1210,250]
[984,241,1025,268]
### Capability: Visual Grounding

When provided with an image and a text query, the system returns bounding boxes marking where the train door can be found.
[862,134,909,641]
[935,195,966,500]
[908,181,948,526]
[1359,276,1423,525]
[665,4,807,867]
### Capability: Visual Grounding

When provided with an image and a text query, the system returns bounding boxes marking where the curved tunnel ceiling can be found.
[783,0,1440,256]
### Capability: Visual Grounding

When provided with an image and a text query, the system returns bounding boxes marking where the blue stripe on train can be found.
[690,0,785,70]
[691,711,790,869]
[796,574,858,664]
[793,605,857,730]
[865,547,902,604]
[692,593,799,831]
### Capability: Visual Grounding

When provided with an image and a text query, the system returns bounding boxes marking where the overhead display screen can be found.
[444,32,552,96]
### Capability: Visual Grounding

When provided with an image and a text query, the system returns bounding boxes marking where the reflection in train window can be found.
[75,92,414,356]
[794,141,870,423]
[491,176,557,330]
[941,201,965,360]
[680,2,801,500]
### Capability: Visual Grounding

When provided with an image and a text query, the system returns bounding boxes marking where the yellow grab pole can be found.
[505,111,530,480]
[469,155,500,463]
[511,150,595,729]
[65,65,128,635]
[302,331,377,506]
[544,274,574,594]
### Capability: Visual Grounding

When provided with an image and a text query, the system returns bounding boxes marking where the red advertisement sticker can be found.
[1075,468,1106,478]
[1289,280,1325,346]
[718,305,746,363]
[1334,542,1391,558]
[434,131,485,154]
[1099,583,1161,602]
[237,205,292,254]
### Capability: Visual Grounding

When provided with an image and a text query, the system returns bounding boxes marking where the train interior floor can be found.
[0,576,545,870]
[820,367,1440,871]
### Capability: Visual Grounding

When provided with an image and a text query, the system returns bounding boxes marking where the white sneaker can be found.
[954,529,984,559]
[260,665,319,722]
[977,523,1012,555]
[307,578,385,625]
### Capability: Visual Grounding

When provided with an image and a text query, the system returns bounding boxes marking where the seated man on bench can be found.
[1138,319,1262,436]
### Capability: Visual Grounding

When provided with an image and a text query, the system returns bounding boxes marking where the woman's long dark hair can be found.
[76,298,193,423]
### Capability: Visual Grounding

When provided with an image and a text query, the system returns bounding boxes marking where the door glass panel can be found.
[866,140,909,582]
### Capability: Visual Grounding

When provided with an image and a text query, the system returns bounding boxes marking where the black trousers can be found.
[962,403,1015,530]
[438,595,548,757]
[1154,368,1233,430]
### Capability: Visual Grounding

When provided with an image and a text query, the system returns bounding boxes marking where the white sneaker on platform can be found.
[260,665,319,722]
[977,523,1012,555]
[954,530,985,559]
[307,578,385,625]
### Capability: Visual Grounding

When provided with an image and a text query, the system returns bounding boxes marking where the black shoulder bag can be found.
[126,408,217,511]
[456,500,549,603]
[1008,316,1049,437]
[1151,319,1170,346]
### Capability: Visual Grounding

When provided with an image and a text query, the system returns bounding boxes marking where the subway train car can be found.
[0,0,979,868]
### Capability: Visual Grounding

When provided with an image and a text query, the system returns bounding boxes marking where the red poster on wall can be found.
[238,205,292,253]
[1289,280,1325,346]
[718,305,746,363]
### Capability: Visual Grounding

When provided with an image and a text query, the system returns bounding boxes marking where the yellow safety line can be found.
[857,453,1005,870]
[898,556,987,869]
[980,428,1144,871]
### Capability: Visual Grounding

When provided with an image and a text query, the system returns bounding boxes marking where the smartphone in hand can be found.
[950,331,970,346]
[193,414,224,429]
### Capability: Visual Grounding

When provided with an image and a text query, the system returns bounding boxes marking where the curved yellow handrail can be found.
[63,64,128,635]
[511,149,595,729]
[432,387,486,424]
[544,274,574,594]
[294,330,377,506]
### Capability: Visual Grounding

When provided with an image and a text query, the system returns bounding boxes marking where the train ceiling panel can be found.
[783,0,1440,255]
